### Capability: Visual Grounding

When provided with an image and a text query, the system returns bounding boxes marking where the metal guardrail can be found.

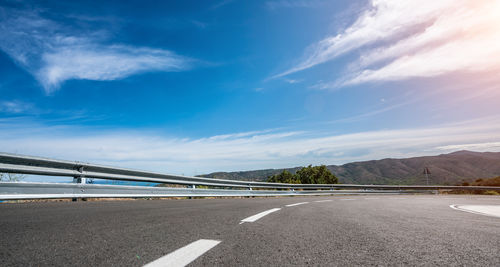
[0,182,430,200]
[0,152,499,200]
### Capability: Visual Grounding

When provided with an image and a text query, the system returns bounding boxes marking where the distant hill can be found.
[199,151,500,185]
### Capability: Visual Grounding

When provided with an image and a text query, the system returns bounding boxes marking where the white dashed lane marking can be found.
[285,202,309,207]
[240,208,281,224]
[314,200,333,203]
[143,239,221,267]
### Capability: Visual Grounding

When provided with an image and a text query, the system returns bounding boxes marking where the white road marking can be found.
[364,198,379,200]
[314,200,333,203]
[340,198,355,201]
[143,239,221,267]
[450,205,500,218]
[285,202,309,207]
[240,208,281,224]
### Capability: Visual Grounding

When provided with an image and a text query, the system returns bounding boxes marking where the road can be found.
[1,195,499,266]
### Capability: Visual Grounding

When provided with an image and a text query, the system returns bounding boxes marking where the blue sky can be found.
[1,0,500,177]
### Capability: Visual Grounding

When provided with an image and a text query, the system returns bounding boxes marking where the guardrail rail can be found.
[1,152,498,200]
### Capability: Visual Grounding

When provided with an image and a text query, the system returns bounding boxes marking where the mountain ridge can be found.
[199,151,500,185]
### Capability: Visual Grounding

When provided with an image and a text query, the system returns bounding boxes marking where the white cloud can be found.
[0,7,191,92]
[37,46,188,90]
[1,116,500,175]
[277,0,500,86]
[436,142,500,152]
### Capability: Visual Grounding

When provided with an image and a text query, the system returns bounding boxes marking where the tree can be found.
[267,170,300,184]
[296,165,338,184]
[267,165,338,184]
[0,173,26,182]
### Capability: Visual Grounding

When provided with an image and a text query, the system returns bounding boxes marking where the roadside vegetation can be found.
[267,165,338,184]
[0,173,26,182]
[461,176,500,187]
[451,176,500,195]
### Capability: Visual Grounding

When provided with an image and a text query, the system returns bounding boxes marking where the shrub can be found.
[267,170,300,184]
[267,165,338,184]
[0,173,26,182]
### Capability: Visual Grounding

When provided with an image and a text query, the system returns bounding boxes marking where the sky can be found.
[1,0,500,178]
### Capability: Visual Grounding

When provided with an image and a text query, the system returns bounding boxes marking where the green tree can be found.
[296,165,338,184]
[267,170,300,184]
[0,173,26,182]
[267,165,338,184]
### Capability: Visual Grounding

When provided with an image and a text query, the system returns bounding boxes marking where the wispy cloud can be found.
[0,101,35,114]
[328,99,414,124]
[37,45,188,90]
[210,0,235,10]
[284,78,302,84]
[0,7,192,93]
[190,20,208,29]
[275,0,500,86]
[266,0,326,10]
[436,142,500,151]
[1,116,500,175]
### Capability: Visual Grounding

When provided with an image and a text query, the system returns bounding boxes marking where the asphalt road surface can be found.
[1,195,499,266]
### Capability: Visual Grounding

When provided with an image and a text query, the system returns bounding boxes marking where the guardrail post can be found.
[72,166,86,202]
[248,185,254,198]
[73,166,86,184]
[188,185,196,199]
[72,177,87,184]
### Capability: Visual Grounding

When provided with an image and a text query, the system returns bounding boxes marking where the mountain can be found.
[199,151,500,185]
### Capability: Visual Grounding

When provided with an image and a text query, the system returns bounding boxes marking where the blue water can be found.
[19,175,158,187]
